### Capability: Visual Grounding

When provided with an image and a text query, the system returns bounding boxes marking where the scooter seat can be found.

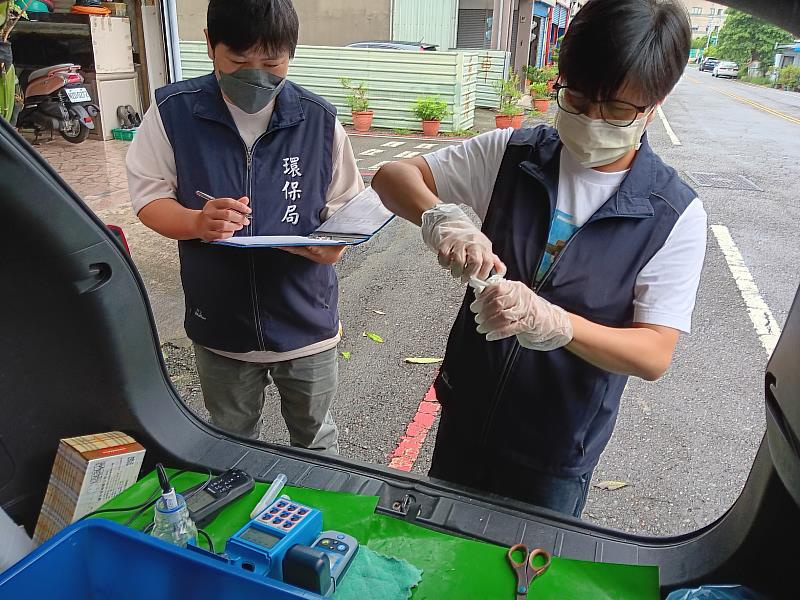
[28,64,77,82]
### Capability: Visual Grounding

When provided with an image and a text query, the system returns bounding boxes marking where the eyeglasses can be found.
[553,83,651,127]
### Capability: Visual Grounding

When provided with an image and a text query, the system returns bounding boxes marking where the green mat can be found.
[94,470,659,599]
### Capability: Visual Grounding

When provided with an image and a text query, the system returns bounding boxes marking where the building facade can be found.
[175,0,571,82]
[679,0,727,40]
[176,0,392,47]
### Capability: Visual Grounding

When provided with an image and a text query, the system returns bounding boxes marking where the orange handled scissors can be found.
[507,543,551,599]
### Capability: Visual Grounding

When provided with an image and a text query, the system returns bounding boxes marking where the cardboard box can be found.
[33,432,145,545]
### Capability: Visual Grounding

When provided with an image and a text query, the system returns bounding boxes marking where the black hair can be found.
[558,0,691,106]
[207,0,299,57]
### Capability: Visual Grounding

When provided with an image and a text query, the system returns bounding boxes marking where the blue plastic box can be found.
[0,520,322,599]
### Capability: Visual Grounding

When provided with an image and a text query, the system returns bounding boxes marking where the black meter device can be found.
[184,469,255,526]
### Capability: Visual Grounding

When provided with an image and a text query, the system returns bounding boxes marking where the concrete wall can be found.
[176,0,391,46]
[176,0,205,41]
[460,0,493,8]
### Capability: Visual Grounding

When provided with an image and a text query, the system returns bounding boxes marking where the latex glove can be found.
[470,279,574,350]
[421,203,506,283]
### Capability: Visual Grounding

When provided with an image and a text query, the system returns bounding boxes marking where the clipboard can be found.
[210,187,394,248]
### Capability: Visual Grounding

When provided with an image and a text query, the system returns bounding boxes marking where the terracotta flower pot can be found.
[495,114,513,128]
[534,98,550,112]
[546,79,556,93]
[352,110,373,132]
[421,119,441,137]
[511,114,524,129]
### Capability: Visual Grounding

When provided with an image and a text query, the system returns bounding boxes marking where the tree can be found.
[691,35,708,50]
[716,9,793,66]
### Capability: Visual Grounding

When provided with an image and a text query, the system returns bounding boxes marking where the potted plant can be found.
[1,0,32,123]
[541,64,559,92]
[413,95,448,136]
[524,65,540,88]
[494,74,524,128]
[530,82,550,113]
[340,77,373,132]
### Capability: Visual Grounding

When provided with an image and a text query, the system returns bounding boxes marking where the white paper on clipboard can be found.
[210,187,394,248]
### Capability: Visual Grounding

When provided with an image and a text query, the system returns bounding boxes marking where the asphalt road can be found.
[571,70,799,534]
[83,72,800,537]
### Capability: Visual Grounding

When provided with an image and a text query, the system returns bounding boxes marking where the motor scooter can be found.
[16,63,98,144]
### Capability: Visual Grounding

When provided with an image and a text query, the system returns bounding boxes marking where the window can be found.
[117,0,800,545]
[456,8,493,49]
[709,7,716,14]
[718,8,724,15]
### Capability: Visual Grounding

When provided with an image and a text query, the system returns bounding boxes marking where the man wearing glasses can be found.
[372,0,706,517]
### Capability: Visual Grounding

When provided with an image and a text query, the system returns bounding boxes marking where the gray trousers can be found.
[193,344,339,454]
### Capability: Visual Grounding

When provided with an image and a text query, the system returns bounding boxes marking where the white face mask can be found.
[554,108,653,169]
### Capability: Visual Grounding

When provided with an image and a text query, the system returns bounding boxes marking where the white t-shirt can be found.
[424,128,707,333]
[126,96,364,363]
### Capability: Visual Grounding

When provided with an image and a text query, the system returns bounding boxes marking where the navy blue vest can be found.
[155,74,337,353]
[436,126,696,476]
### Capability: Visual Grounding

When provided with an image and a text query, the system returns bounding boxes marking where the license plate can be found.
[65,87,91,103]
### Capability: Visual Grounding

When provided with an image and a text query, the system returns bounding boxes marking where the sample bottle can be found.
[150,494,197,548]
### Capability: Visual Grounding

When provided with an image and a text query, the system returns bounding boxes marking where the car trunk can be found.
[1,28,800,595]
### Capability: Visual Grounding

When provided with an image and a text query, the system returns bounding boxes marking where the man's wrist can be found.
[188,209,203,240]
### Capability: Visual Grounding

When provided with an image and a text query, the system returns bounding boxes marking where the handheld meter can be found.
[225,498,322,581]
[312,531,359,594]
[184,468,254,527]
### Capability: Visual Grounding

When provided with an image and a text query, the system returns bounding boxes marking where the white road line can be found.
[711,224,781,357]
[657,105,682,146]
[415,143,437,149]
[394,151,421,158]
[381,141,406,148]
[368,161,391,170]
[359,148,384,156]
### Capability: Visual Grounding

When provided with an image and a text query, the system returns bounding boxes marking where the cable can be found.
[198,529,216,554]
[79,469,189,522]
[124,497,160,527]
[81,467,216,541]
[126,468,212,528]
[184,468,214,500]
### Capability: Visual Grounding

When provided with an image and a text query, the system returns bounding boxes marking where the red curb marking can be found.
[345,129,472,142]
[388,382,441,472]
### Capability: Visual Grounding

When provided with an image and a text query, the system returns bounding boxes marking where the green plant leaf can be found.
[363,331,385,343]
[413,95,449,121]
[341,78,369,111]
[404,357,443,364]
[340,351,351,360]
[593,480,628,491]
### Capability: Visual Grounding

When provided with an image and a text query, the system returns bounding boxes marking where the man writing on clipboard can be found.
[126,0,363,452]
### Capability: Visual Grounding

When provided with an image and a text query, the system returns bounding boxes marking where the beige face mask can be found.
[554,108,653,168]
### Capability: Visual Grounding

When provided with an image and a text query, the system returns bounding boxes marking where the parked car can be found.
[713,61,740,78]
[346,40,437,51]
[699,57,721,72]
